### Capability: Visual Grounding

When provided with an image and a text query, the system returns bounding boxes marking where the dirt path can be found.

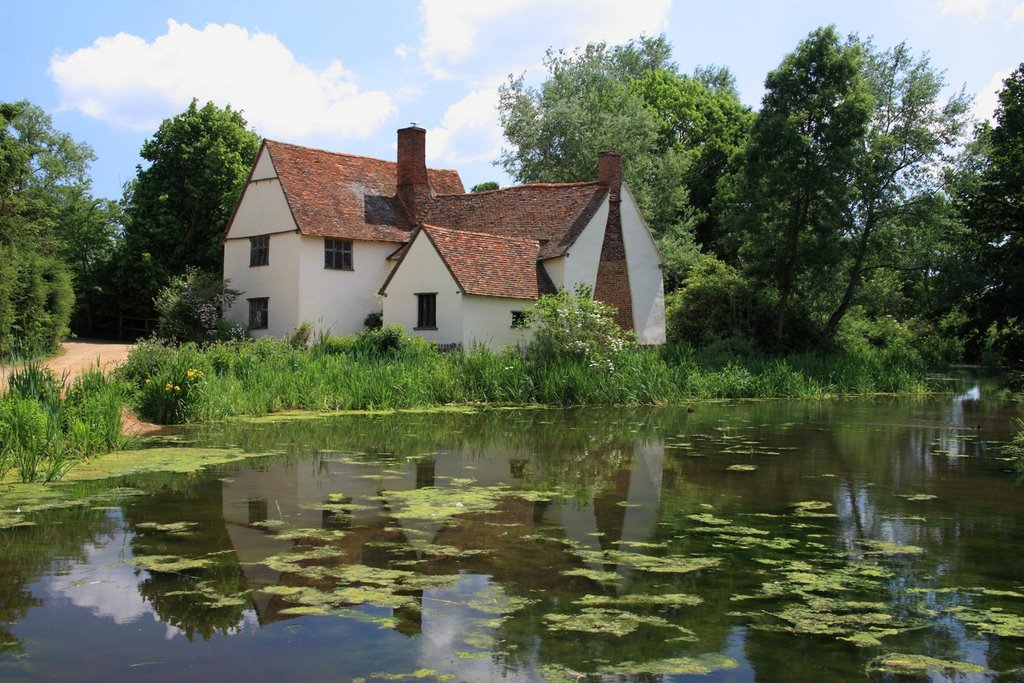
[0,339,136,392]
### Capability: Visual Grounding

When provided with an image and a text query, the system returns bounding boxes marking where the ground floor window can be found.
[248,297,269,329]
[324,238,353,270]
[416,293,436,329]
[511,310,527,328]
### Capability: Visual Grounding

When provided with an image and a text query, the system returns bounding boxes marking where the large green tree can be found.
[497,35,751,290]
[0,101,103,354]
[732,26,872,345]
[116,100,260,319]
[821,40,970,338]
[954,64,1024,361]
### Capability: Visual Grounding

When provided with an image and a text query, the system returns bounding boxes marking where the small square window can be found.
[248,297,269,330]
[416,293,436,329]
[511,311,527,328]
[250,235,269,267]
[325,239,353,270]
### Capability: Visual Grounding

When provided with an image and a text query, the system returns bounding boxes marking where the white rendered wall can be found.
[562,199,609,292]
[223,231,302,337]
[381,233,463,346]
[620,185,667,344]
[296,239,400,337]
[542,257,565,289]
[225,180,296,239]
[251,146,276,181]
[461,296,533,350]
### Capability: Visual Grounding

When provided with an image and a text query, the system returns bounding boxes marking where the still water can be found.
[1,387,1022,682]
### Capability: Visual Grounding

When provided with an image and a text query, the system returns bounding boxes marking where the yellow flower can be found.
[174,385,181,392]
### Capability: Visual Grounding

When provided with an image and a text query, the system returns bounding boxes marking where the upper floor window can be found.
[250,235,269,267]
[416,293,437,330]
[325,238,353,270]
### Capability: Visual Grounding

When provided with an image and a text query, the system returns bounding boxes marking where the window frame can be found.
[415,292,437,330]
[248,297,269,330]
[249,235,269,267]
[324,238,353,270]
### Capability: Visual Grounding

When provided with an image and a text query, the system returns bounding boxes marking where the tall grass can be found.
[114,333,933,425]
[1,360,131,482]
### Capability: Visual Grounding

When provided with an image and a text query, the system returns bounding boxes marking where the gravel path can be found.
[0,339,136,392]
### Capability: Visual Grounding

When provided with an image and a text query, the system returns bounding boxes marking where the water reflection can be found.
[1,398,1022,680]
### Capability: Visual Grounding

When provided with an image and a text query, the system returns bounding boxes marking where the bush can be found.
[0,245,74,357]
[153,267,240,344]
[526,284,634,371]
[666,255,771,348]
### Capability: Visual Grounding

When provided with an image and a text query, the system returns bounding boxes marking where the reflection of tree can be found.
[0,503,116,657]
[119,473,251,641]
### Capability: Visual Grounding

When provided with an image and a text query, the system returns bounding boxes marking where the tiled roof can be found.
[402,224,552,299]
[421,183,608,259]
[264,140,464,243]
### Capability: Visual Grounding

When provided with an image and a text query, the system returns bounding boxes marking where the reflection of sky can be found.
[419,575,534,682]
[45,509,255,640]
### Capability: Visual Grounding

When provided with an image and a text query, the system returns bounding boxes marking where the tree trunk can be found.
[775,194,809,344]
[824,207,875,338]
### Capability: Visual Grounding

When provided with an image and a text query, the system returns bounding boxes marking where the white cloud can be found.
[428,81,505,165]
[49,20,395,139]
[940,0,992,14]
[417,0,671,79]
[1013,1,1024,20]
[973,68,1012,121]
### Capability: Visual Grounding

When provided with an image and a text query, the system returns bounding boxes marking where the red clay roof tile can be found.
[264,140,464,243]
[421,224,546,299]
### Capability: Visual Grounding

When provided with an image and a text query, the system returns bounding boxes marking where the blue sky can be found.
[2,0,1020,201]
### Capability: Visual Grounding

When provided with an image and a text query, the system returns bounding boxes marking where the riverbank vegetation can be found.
[0,361,130,482]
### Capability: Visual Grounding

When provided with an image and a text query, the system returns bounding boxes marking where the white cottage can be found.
[222,126,666,348]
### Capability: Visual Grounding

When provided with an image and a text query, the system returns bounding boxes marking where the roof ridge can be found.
[264,139,459,174]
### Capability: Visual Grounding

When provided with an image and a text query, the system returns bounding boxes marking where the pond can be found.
[1,386,1022,681]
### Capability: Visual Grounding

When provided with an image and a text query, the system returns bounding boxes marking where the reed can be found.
[114,333,934,425]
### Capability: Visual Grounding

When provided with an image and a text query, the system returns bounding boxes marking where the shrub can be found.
[290,322,314,349]
[350,325,436,360]
[153,267,241,344]
[666,255,771,348]
[363,311,383,330]
[526,284,634,371]
[0,245,74,357]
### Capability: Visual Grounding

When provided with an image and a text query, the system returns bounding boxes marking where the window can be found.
[416,293,436,329]
[248,297,269,330]
[511,310,527,328]
[324,238,353,270]
[249,235,269,267]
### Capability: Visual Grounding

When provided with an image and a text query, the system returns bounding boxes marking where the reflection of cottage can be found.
[222,126,666,348]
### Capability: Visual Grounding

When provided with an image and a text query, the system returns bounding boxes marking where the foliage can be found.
[289,322,313,349]
[1,359,129,482]
[526,284,634,371]
[1,101,98,350]
[1008,419,1024,474]
[153,266,241,344]
[0,244,73,356]
[665,255,772,348]
[731,26,872,345]
[115,100,260,320]
[470,181,499,192]
[363,311,383,330]
[953,64,1024,362]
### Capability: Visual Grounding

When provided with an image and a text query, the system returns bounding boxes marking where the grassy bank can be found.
[0,361,131,482]
[113,333,932,425]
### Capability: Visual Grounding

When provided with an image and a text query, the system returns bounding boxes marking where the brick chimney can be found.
[593,150,633,332]
[597,151,622,202]
[397,125,431,223]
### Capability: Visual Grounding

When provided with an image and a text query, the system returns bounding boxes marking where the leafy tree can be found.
[954,64,1024,361]
[822,40,969,338]
[0,101,97,354]
[117,100,260,319]
[470,181,499,192]
[497,35,746,287]
[732,26,872,345]
[526,284,634,371]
